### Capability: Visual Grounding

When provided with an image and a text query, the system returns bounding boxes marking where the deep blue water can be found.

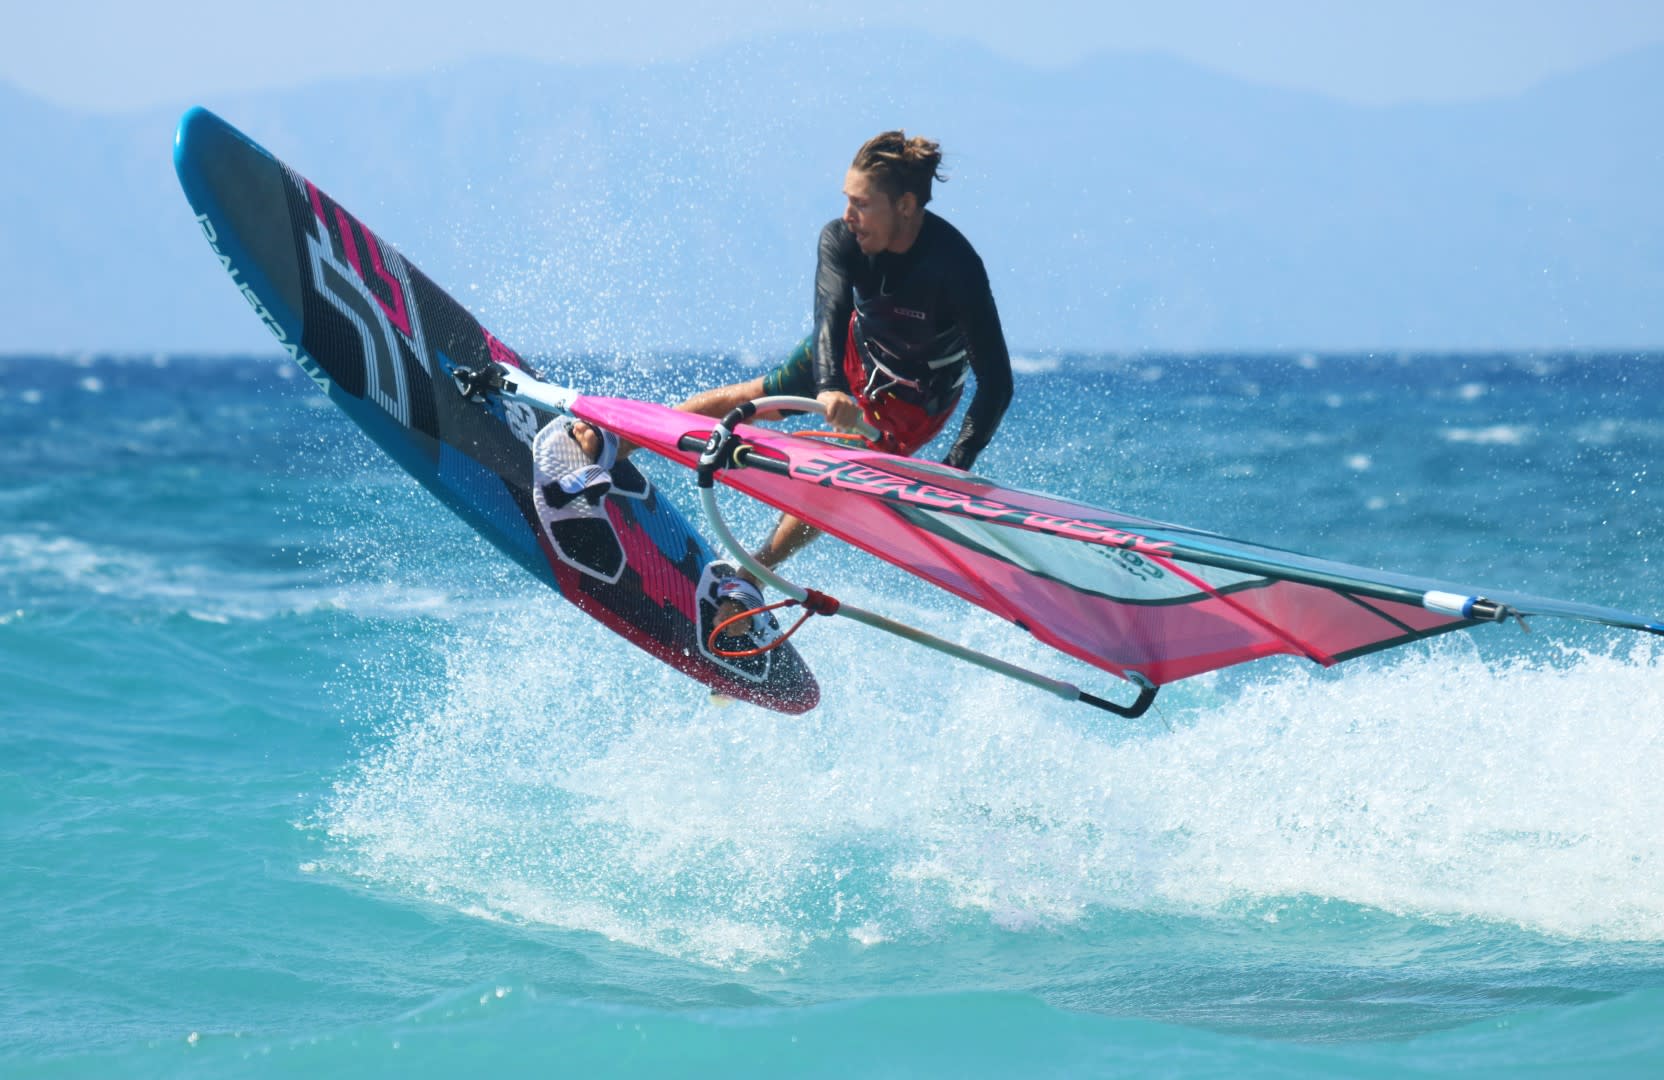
[4,351,1663,1076]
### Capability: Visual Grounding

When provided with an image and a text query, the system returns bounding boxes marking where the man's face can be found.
[843,168,903,254]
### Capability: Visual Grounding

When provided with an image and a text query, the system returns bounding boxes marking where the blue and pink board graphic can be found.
[173,107,818,713]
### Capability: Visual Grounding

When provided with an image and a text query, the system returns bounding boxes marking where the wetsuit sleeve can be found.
[812,220,857,394]
[941,256,1014,471]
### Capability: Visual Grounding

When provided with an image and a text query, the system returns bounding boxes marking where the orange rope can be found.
[791,429,870,444]
[708,599,816,658]
[706,588,843,658]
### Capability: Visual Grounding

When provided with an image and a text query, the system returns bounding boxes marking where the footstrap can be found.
[707,585,843,659]
[715,575,765,610]
[544,464,613,509]
[535,416,621,509]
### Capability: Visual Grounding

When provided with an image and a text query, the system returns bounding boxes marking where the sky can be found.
[6,0,1664,112]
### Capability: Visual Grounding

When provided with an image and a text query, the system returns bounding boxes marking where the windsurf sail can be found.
[559,392,1663,704]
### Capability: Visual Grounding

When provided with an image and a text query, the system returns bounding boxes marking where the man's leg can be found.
[749,513,819,579]
[677,376,768,420]
[575,371,791,467]
[586,334,815,456]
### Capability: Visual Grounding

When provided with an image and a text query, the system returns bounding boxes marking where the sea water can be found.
[3,351,1662,1077]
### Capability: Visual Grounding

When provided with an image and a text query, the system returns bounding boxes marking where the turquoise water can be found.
[4,351,1663,1076]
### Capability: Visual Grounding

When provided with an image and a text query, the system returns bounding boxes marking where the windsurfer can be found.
[651,131,1015,628]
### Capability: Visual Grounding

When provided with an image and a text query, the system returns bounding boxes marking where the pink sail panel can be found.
[572,396,1473,687]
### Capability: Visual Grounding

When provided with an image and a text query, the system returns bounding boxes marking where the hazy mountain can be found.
[3,32,1660,354]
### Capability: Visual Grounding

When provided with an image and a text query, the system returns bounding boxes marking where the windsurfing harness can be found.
[839,315,954,456]
[810,214,1014,470]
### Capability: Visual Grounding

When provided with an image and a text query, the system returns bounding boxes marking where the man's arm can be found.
[811,220,857,394]
[941,257,1013,471]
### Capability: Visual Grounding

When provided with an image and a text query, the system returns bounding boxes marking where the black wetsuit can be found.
[764,213,1013,470]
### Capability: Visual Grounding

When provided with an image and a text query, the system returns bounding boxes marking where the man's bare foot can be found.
[569,419,602,460]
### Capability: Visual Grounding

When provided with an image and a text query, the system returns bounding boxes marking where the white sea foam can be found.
[1010,355,1061,375]
[1442,424,1533,446]
[318,581,1664,970]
